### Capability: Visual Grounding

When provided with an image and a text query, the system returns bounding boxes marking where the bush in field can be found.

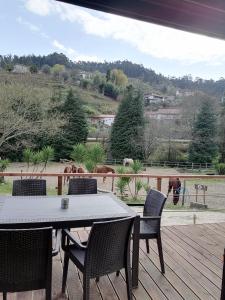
[130,160,143,174]
[103,82,119,99]
[215,163,225,175]
[40,146,54,171]
[70,143,105,172]
[23,146,54,173]
[70,144,87,164]
[29,64,38,73]
[0,159,9,183]
[150,144,186,162]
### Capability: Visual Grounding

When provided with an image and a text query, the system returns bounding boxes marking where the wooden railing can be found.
[0,172,225,195]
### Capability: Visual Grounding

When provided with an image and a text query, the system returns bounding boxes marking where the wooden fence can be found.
[105,160,213,170]
[0,172,224,195]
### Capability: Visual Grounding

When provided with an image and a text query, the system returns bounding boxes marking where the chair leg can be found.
[116,270,120,276]
[3,292,6,300]
[46,286,52,300]
[62,252,69,293]
[146,239,150,253]
[157,235,165,274]
[83,274,90,300]
[125,265,133,300]
[96,276,100,282]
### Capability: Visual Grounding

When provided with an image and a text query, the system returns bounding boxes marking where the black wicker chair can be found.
[68,178,97,195]
[12,179,60,257]
[140,189,167,274]
[61,217,135,300]
[0,227,52,300]
[12,179,47,196]
[221,249,225,299]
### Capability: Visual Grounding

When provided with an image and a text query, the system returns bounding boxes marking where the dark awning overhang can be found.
[57,0,225,40]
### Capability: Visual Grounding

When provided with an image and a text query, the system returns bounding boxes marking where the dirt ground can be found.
[4,162,225,209]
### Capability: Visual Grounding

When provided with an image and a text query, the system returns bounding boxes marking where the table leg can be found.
[132,215,140,288]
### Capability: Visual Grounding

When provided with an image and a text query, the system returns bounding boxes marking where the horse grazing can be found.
[63,166,72,185]
[123,158,134,167]
[71,164,77,173]
[77,167,85,173]
[94,166,115,183]
[168,177,181,205]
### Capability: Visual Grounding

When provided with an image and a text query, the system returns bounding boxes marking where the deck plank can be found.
[1,223,225,300]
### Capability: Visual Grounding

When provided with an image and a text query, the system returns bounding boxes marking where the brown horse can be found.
[94,166,115,183]
[168,177,181,205]
[71,164,77,173]
[77,166,85,173]
[63,166,72,185]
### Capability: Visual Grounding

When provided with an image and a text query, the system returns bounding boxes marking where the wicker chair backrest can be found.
[12,179,47,196]
[0,227,52,292]
[143,189,167,232]
[144,189,167,217]
[68,178,97,195]
[85,217,135,278]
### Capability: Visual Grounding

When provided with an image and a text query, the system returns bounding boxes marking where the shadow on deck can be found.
[1,222,224,300]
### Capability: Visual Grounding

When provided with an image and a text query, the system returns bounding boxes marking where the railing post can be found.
[111,176,114,192]
[58,175,63,195]
[157,177,162,191]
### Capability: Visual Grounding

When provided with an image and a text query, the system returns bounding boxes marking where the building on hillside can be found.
[176,90,194,97]
[144,93,165,105]
[89,114,115,127]
[78,71,91,79]
[145,108,181,121]
[12,64,29,74]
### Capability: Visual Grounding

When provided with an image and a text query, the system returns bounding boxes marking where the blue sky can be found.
[2,0,225,80]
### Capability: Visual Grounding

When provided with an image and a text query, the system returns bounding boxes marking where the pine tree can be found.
[188,100,217,163]
[219,101,225,162]
[110,87,145,159]
[54,89,88,159]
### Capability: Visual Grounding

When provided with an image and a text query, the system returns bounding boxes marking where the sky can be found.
[1,0,225,80]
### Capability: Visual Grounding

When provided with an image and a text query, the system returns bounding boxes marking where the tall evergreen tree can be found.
[219,101,225,162]
[110,87,145,159]
[188,100,217,163]
[54,89,88,159]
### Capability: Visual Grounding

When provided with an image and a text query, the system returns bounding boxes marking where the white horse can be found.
[123,158,134,166]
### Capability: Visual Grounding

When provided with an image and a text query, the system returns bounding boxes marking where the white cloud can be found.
[17,16,40,32]
[25,0,53,16]
[16,16,49,38]
[24,0,225,65]
[52,39,101,62]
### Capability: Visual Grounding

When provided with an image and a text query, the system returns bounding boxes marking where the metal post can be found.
[195,188,198,203]
[182,180,186,206]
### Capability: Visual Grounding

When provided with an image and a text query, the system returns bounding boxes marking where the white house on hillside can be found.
[12,64,29,74]
[145,108,181,121]
[89,114,115,126]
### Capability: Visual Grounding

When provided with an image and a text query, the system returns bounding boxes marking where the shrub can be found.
[104,82,119,99]
[215,163,225,175]
[70,144,87,164]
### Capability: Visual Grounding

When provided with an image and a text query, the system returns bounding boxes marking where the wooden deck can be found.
[1,222,225,300]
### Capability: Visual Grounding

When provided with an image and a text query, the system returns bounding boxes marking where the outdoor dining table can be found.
[0,193,140,288]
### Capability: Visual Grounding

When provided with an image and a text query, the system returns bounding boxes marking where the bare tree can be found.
[143,120,159,160]
[0,82,63,148]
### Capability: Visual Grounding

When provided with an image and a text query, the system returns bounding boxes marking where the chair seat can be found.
[69,246,86,271]
[139,219,158,238]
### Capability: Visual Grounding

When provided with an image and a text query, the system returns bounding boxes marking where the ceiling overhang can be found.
[57,0,225,40]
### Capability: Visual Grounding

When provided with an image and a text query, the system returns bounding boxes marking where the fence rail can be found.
[105,160,214,169]
[0,172,224,195]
